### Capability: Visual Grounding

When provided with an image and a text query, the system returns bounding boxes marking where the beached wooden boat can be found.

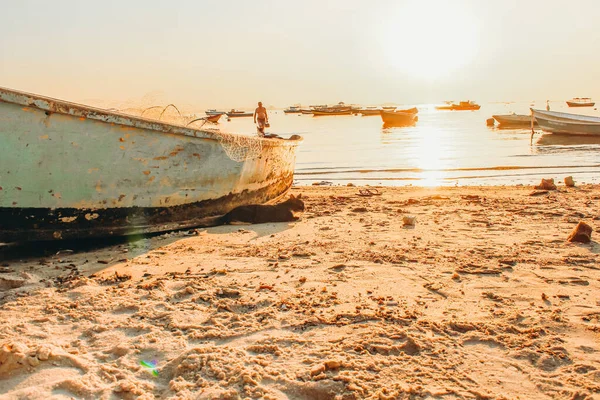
[531,109,600,136]
[566,98,595,107]
[436,101,480,111]
[380,110,418,126]
[492,114,536,127]
[0,87,302,242]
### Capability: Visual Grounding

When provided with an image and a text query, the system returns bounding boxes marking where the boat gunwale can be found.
[0,86,301,147]
[531,108,600,125]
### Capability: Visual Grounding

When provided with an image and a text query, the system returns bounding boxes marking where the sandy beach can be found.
[1,184,599,399]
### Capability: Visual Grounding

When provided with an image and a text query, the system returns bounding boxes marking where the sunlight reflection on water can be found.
[220,101,600,186]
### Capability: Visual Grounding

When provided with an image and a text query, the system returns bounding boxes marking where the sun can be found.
[382,1,479,80]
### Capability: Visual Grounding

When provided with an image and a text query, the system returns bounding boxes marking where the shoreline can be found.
[1,184,599,398]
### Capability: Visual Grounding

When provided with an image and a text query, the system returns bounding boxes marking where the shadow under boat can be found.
[382,121,417,129]
[536,133,600,146]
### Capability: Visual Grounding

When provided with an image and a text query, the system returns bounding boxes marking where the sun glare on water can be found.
[383,1,479,80]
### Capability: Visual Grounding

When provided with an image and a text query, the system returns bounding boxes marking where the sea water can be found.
[219,101,600,186]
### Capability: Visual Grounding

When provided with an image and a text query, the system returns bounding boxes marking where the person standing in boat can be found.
[254,101,269,136]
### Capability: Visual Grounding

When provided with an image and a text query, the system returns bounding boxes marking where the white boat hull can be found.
[492,114,536,127]
[0,87,302,241]
[532,109,600,136]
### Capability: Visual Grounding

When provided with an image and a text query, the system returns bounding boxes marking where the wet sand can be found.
[1,184,599,399]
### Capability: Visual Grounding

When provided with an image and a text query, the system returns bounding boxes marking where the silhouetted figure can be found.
[254,101,269,136]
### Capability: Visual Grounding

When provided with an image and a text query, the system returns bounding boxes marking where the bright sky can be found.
[2,0,600,108]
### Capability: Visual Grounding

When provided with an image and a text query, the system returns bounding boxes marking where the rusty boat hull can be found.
[0,87,302,242]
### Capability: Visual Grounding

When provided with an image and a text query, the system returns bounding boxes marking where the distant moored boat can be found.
[380,109,418,126]
[436,101,480,111]
[226,109,253,117]
[566,97,595,107]
[205,109,227,116]
[283,106,302,114]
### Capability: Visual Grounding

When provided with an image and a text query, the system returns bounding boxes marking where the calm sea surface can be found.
[219,101,600,186]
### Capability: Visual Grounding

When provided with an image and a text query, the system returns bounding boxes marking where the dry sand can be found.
[1,184,599,399]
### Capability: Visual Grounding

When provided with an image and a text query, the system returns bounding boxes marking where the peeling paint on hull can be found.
[0,87,301,241]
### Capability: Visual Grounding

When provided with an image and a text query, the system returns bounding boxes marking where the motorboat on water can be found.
[205,109,227,116]
[531,108,600,136]
[566,97,595,107]
[226,109,253,118]
[436,101,481,111]
[0,86,302,241]
[283,106,302,114]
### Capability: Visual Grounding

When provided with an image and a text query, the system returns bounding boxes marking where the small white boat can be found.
[531,109,600,136]
[492,113,537,127]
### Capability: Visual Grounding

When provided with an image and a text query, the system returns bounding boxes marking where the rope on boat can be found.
[158,104,182,121]
[140,105,163,117]
[185,117,208,128]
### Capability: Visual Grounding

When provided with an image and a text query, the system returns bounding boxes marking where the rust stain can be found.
[147,176,155,183]
[0,186,2,190]
[79,117,86,121]
[118,194,126,202]
[119,137,125,142]
[159,177,172,187]
[88,168,99,173]
[95,181,103,193]
[153,156,168,160]
[85,213,99,221]
[15,187,22,191]
[143,170,151,175]
[119,146,125,150]
[133,157,148,165]
[192,153,201,159]
[169,145,185,157]
[39,134,49,140]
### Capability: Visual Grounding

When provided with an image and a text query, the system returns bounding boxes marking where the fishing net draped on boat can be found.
[117,103,265,163]
[215,132,263,162]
